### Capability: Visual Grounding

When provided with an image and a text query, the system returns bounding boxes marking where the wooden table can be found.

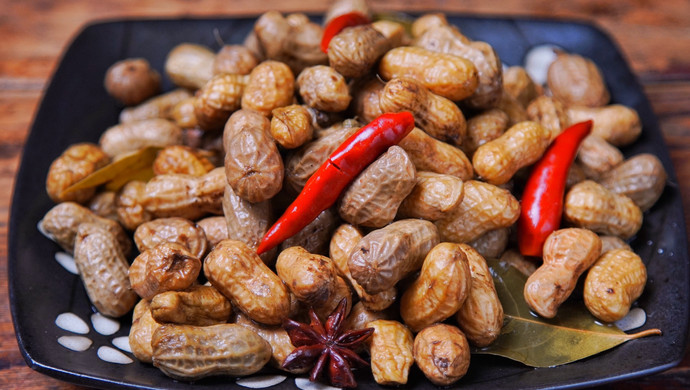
[2,1,690,389]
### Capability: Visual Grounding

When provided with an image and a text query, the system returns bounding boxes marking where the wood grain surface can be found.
[2,1,690,389]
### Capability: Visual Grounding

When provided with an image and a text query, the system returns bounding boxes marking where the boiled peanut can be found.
[150,284,232,326]
[398,127,473,180]
[411,13,448,38]
[567,162,588,189]
[276,246,338,307]
[270,104,314,149]
[473,121,551,185]
[567,104,641,146]
[152,145,214,176]
[524,228,602,318]
[526,96,568,141]
[324,0,371,25]
[547,51,610,107]
[196,216,228,248]
[88,191,119,221]
[372,19,409,47]
[142,167,225,220]
[577,135,624,179]
[380,77,467,146]
[280,207,338,256]
[327,24,390,78]
[584,249,647,322]
[296,65,351,112]
[503,65,540,107]
[104,58,160,106]
[115,180,152,230]
[400,242,471,332]
[339,146,416,227]
[351,76,386,123]
[74,223,138,317]
[599,235,632,253]
[564,180,642,239]
[170,97,198,129]
[164,43,215,89]
[46,143,110,204]
[435,180,520,243]
[462,108,509,156]
[312,275,353,322]
[129,299,161,363]
[152,323,271,380]
[213,44,259,75]
[223,109,284,203]
[119,89,192,124]
[597,153,667,211]
[129,242,201,300]
[413,324,470,386]
[367,320,415,386]
[344,302,393,333]
[397,171,464,221]
[455,244,503,347]
[204,240,290,325]
[500,249,537,277]
[467,227,510,259]
[194,73,248,130]
[241,60,295,116]
[221,183,273,261]
[497,90,529,125]
[253,11,291,60]
[99,118,183,158]
[281,19,329,74]
[134,217,208,260]
[379,46,478,102]
[349,219,440,294]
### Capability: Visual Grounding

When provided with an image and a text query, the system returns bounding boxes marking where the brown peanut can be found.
[462,108,509,156]
[241,60,295,116]
[221,183,273,261]
[503,65,540,107]
[88,191,119,221]
[351,76,386,123]
[467,227,510,259]
[344,301,393,331]
[599,235,632,253]
[597,153,667,211]
[115,180,152,230]
[400,243,471,332]
[150,284,232,326]
[196,216,228,248]
[142,167,225,220]
[99,118,183,158]
[280,208,338,256]
[152,145,215,176]
[349,219,440,294]
[500,249,537,277]
[524,228,602,318]
[104,58,160,106]
[134,217,208,259]
[204,240,290,325]
[398,127,474,180]
[564,180,643,239]
[312,275,354,322]
[129,242,201,300]
[170,97,198,129]
[164,43,215,90]
[339,146,416,227]
[526,96,569,141]
[413,324,470,386]
[547,51,610,107]
[372,19,409,47]
[276,246,338,307]
[455,243,504,346]
[74,223,138,317]
[584,249,647,322]
[397,171,464,221]
[380,77,467,146]
[119,89,192,124]
[367,320,415,386]
[327,24,390,78]
[152,323,271,380]
[194,73,248,130]
[497,90,529,126]
[296,65,351,112]
[567,104,642,146]
[473,121,551,185]
[129,299,161,363]
[411,13,449,38]
[270,104,314,149]
[379,46,478,102]
[46,143,110,204]
[213,44,259,75]
[435,180,520,243]
[223,109,284,202]
[577,135,624,179]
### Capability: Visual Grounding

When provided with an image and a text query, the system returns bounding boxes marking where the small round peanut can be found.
[547,51,610,107]
[576,135,624,180]
[597,153,667,211]
[584,249,647,322]
[164,43,216,90]
[241,60,295,117]
[524,228,602,318]
[99,118,183,158]
[152,145,215,176]
[413,324,470,386]
[150,284,232,326]
[195,216,228,248]
[379,46,478,102]
[104,58,160,106]
[169,97,198,129]
[297,65,351,112]
[129,299,162,363]
[46,143,110,204]
[397,171,464,221]
[213,44,259,75]
[398,127,474,180]
[327,24,390,79]
[567,104,641,146]
[115,180,152,231]
[194,73,249,131]
[472,121,551,185]
[462,108,509,156]
[400,242,471,332]
[253,11,290,60]
[367,320,415,386]
[129,242,202,300]
[204,240,290,325]
[119,89,193,124]
[276,246,338,307]
[270,104,314,149]
[564,180,643,239]
[134,217,208,259]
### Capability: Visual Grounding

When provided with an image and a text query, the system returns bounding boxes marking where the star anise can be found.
[281,298,374,388]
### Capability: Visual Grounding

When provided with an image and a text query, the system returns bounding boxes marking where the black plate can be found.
[9,15,690,390]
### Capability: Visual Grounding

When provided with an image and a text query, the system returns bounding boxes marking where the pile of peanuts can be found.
[39,0,668,386]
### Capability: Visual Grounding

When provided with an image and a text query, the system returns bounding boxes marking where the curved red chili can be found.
[320,11,371,53]
[256,112,415,255]
[517,120,593,258]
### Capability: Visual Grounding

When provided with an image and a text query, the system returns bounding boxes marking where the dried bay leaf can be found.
[60,146,160,195]
[474,259,661,368]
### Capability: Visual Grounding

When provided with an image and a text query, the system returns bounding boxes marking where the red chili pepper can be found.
[256,112,415,255]
[320,11,371,53]
[517,120,593,258]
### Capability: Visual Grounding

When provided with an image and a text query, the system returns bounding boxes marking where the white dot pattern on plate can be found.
[57,335,93,352]
[97,346,133,364]
[615,308,646,331]
[236,375,287,388]
[91,313,120,335]
[294,378,341,390]
[55,252,78,274]
[111,336,132,353]
[56,312,90,334]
